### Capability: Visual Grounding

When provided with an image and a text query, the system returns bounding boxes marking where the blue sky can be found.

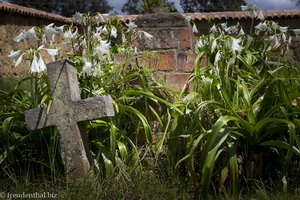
[109,0,299,14]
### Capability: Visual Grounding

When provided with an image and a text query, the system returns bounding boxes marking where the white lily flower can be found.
[126,20,137,31]
[210,24,218,33]
[231,37,242,52]
[27,27,38,43]
[269,35,281,49]
[45,48,59,61]
[37,55,47,72]
[14,31,26,43]
[100,26,108,34]
[271,21,280,30]
[226,26,238,34]
[257,10,265,20]
[55,25,64,33]
[15,28,38,43]
[95,40,110,58]
[95,13,109,24]
[221,23,228,31]
[214,51,221,66]
[94,32,101,40]
[30,56,41,73]
[211,39,218,53]
[83,61,93,75]
[214,51,221,78]
[44,23,59,42]
[196,37,207,49]
[255,22,268,32]
[251,10,258,19]
[185,15,192,22]
[139,31,153,40]
[293,29,300,37]
[239,27,245,36]
[96,26,103,33]
[8,50,24,67]
[279,26,288,33]
[192,23,199,33]
[240,5,249,11]
[111,26,117,38]
[73,12,84,24]
[64,29,77,39]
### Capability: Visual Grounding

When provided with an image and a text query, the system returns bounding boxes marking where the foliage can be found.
[180,0,246,12]
[122,0,177,14]
[164,17,300,199]
[8,0,112,17]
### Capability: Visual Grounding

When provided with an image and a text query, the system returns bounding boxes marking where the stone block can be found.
[136,13,190,28]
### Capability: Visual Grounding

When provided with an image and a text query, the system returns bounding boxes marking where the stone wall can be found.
[0,3,71,77]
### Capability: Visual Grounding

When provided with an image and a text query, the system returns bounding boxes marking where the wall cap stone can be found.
[136,13,190,27]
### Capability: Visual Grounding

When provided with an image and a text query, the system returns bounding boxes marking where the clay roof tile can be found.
[0,2,74,23]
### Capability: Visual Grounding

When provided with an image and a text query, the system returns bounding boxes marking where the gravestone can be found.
[25,59,115,179]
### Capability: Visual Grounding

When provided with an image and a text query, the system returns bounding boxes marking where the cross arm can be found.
[25,107,55,131]
[72,95,115,122]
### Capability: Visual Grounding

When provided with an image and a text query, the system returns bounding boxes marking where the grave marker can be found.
[25,59,115,179]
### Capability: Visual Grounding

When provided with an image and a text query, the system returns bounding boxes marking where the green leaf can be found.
[101,153,114,178]
[118,104,152,143]
[110,123,118,161]
[121,90,183,115]
[2,116,14,135]
[259,140,300,157]
[117,141,128,159]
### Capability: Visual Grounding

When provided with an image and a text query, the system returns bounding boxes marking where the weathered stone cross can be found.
[25,59,114,179]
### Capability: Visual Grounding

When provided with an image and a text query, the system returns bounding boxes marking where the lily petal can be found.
[38,55,47,72]
[45,48,59,61]
[14,31,26,43]
[111,26,117,38]
[30,56,40,73]
[8,50,24,67]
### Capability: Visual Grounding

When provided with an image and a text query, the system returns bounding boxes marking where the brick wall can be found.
[134,13,196,91]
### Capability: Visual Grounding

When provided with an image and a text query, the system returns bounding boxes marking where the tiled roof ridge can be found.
[1,2,300,23]
[117,10,300,22]
[0,2,73,23]
[185,10,300,21]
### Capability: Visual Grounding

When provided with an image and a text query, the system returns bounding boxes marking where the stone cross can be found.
[25,59,115,179]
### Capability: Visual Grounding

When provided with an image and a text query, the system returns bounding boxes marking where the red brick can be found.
[180,28,193,50]
[157,51,175,71]
[166,72,191,91]
[177,51,196,72]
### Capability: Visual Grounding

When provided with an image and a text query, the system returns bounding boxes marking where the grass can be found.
[0,169,194,200]
[1,168,300,200]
